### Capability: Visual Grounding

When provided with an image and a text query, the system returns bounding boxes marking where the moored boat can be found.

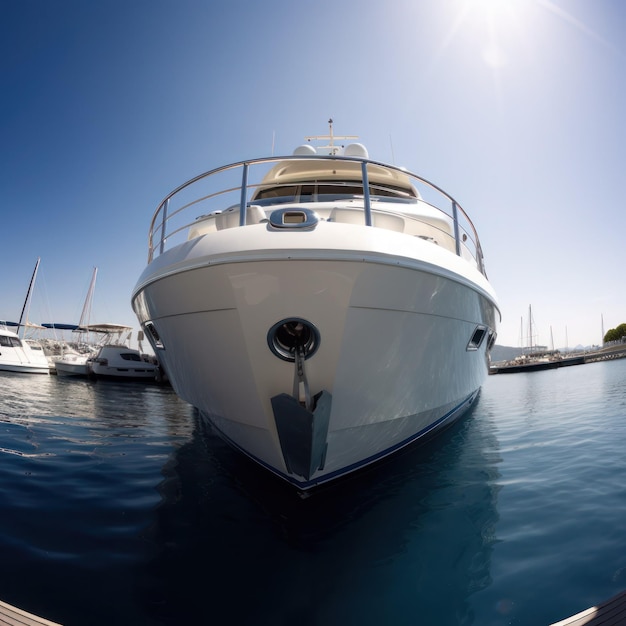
[0,258,51,374]
[54,324,160,381]
[88,343,159,381]
[0,323,51,374]
[132,121,500,490]
[53,350,92,377]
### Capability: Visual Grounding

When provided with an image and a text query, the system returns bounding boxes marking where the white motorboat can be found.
[132,121,500,490]
[88,344,159,381]
[1,258,51,374]
[54,323,159,381]
[53,350,92,377]
[0,323,51,374]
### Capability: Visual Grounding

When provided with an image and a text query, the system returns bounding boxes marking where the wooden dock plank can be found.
[0,600,62,626]
[550,590,626,626]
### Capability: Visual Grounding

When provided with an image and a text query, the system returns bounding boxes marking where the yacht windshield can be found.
[253,181,416,205]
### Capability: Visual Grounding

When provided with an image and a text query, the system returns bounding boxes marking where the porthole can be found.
[467,325,487,351]
[145,322,164,350]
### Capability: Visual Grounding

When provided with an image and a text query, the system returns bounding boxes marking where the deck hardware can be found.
[267,318,320,362]
[268,207,319,229]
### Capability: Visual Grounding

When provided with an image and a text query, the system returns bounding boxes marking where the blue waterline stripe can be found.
[205,389,478,490]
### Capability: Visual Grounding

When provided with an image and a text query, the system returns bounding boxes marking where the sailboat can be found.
[493,305,585,373]
[0,258,51,374]
[54,268,159,381]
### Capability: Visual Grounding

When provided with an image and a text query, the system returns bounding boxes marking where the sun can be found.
[462,0,527,18]
[446,0,530,68]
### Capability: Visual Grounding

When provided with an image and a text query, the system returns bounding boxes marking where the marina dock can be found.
[550,589,626,625]
[582,344,626,363]
[491,344,626,374]
[0,599,62,626]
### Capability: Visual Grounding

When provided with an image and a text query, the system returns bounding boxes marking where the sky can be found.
[2,0,626,350]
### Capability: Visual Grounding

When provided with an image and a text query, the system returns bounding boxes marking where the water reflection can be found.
[0,372,502,625]
[0,375,195,626]
[139,398,502,625]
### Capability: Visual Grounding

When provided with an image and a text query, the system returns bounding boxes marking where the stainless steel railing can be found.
[146,154,487,276]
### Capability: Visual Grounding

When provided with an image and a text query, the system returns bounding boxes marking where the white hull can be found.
[54,356,90,377]
[134,225,497,488]
[88,344,159,381]
[0,363,50,375]
[55,345,159,381]
[0,331,50,375]
[132,136,500,490]
[89,365,158,380]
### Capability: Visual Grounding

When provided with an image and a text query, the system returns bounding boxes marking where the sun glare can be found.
[444,0,530,69]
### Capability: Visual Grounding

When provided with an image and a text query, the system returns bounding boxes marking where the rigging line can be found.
[17,257,40,338]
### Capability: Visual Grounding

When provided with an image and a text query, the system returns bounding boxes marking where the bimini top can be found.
[75,323,133,334]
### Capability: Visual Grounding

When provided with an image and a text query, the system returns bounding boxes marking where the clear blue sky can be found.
[2,0,625,349]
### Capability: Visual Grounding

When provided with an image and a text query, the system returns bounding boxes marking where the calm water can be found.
[1,360,626,625]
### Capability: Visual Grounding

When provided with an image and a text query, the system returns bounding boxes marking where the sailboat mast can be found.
[78,267,98,327]
[601,314,605,345]
[17,257,40,338]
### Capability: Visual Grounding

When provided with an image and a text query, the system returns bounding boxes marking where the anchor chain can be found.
[293,345,312,411]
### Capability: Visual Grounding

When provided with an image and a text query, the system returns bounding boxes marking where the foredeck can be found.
[550,590,626,626]
[145,153,488,277]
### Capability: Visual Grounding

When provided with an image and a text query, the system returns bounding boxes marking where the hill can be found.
[490,345,524,363]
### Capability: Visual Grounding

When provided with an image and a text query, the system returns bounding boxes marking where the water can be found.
[1,361,625,626]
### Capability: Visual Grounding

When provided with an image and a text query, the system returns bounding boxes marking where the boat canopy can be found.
[76,323,133,334]
[2,321,47,330]
[42,323,80,330]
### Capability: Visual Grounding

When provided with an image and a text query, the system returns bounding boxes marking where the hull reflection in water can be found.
[138,401,501,624]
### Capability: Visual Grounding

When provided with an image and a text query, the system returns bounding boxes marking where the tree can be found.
[604,323,626,343]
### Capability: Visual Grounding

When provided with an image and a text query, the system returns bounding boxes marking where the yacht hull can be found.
[0,363,50,375]
[89,345,159,381]
[0,337,51,375]
[54,356,90,377]
[133,226,497,489]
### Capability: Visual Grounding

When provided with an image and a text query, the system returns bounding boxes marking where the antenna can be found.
[389,134,396,164]
[304,118,358,155]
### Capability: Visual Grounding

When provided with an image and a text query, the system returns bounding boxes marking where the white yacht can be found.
[54,323,159,381]
[0,323,51,374]
[1,258,51,374]
[88,344,159,381]
[53,350,92,377]
[132,122,500,490]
